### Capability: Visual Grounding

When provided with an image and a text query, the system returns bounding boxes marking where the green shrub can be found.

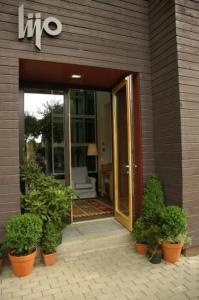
[41,222,60,254]
[142,175,165,226]
[161,206,190,244]
[5,213,43,256]
[21,183,74,225]
[20,159,75,227]
[133,217,147,244]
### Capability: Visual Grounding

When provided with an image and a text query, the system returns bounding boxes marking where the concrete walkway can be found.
[0,218,199,300]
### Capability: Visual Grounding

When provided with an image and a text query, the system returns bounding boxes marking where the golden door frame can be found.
[112,77,133,231]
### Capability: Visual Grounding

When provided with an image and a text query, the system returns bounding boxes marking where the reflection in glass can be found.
[70,90,95,115]
[71,147,96,172]
[70,89,96,172]
[24,93,64,179]
[71,118,95,143]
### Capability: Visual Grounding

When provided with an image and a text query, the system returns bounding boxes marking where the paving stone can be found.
[0,293,13,300]
[22,292,42,300]
[185,288,199,299]
[170,294,189,300]
[38,296,54,300]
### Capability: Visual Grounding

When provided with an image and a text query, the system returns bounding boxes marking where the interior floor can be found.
[73,197,113,222]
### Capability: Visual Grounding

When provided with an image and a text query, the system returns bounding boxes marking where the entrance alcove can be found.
[19,59,141,230]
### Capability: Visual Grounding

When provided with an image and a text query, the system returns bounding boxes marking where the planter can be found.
[135,243,147,255]
[8,250,37,277]
[162,242,183,263]
[148,251,162,264]
[42,252,57,266]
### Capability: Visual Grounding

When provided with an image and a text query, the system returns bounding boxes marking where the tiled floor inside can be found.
[0,218,199,300]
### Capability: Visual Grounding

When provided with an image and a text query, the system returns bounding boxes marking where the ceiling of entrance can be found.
[19,59,131,90]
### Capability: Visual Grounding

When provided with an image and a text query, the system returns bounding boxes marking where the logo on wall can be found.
[18,4,63,50]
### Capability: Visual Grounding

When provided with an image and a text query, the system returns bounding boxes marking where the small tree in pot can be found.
[142,175,165,227]
[134,217,147,254]
[5,213,43,277]
[41,222,60,266]
[133,175,165,256]
[161,206,191,263]
[145,225,162,264]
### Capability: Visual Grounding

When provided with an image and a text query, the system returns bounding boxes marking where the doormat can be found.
[73,198,113,219]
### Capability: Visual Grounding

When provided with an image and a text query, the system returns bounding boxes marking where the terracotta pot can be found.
[162,242,183,263]
[42,252,57,266]
[135,243,147,255]
[8,250,37,277]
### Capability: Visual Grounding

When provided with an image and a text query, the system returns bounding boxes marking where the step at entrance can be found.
[58,218,134,257]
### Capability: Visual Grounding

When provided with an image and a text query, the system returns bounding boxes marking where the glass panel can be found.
[70,89,95,115]
[24,93,64,179]
[53,147,64,174]
[71,118,95,143]
[70,89,96,172]
[71,147,86,167]
[70,90,84,115]
[116,87,129,216]
[84,90,95,115]
[71,146,96,172]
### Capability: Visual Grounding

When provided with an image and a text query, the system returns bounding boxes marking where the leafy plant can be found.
[20,159,76,226]
[21,182,74,225]
[161,206,190,244]
[41,222,60,254]
[142,175,165,226]
[133,217,147,244]
[5,213,43,256]
[20,158,42,189]
[145,225,162,252]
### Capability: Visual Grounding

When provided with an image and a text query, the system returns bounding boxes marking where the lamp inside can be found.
[87,143,98,156]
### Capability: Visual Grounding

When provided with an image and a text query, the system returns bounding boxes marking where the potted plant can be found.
[142,175,165,227]
[21,159,76,243]
[161,206,190,263]
[5,213,43,277]
[133,217,147,255]
[41,222,60,266]
[145,225,162,264]
[0,240,4,269]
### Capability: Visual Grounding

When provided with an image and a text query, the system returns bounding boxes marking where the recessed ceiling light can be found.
[71,74,83,79]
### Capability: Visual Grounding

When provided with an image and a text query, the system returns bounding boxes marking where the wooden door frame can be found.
[112,73,143,229]
[112,77,133,231]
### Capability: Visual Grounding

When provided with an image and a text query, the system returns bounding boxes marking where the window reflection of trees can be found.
[24,99,64,178]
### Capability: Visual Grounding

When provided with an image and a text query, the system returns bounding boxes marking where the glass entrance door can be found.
[112,78,133,231]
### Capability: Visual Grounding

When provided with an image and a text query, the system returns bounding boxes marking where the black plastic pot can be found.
[148,251,162,264]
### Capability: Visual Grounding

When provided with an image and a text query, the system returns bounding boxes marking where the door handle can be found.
[125,164,139,169]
